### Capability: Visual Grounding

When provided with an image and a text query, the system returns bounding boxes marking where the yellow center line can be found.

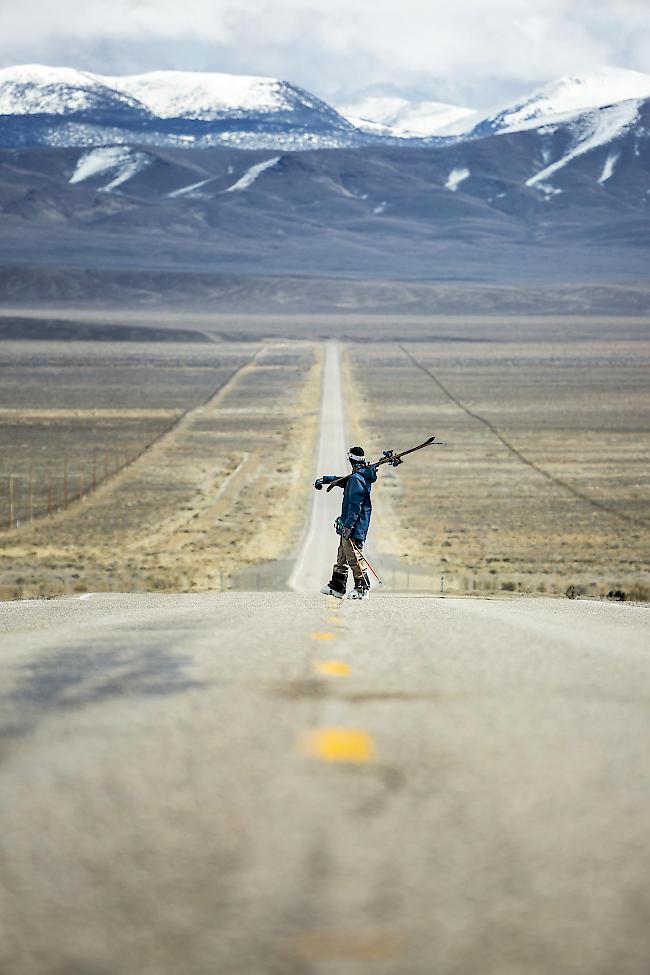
[311,631,335,641]
[313,660,351,676]
[300,728,375,763]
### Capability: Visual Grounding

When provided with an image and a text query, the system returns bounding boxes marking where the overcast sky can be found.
[2,0,649,108]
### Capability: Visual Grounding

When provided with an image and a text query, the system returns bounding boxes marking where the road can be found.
[0,348,649,974]
[289,342,347,593]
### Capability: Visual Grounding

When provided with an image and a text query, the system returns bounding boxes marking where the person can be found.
[314,445,377,600]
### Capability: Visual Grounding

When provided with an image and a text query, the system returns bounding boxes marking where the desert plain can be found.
[0,311,648,602]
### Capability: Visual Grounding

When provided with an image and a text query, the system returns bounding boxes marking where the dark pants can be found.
[331,537,370,592]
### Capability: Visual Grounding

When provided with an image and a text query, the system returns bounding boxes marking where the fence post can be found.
[63,454,69,506]
[92,449,97,490]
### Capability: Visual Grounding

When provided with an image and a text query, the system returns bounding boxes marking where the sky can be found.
[1,0,649,109]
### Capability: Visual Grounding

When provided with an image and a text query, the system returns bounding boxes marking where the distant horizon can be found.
[2,60,649,116]
[1,0,648,111]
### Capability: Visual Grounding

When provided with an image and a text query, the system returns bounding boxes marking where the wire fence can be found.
[1,447,135,530]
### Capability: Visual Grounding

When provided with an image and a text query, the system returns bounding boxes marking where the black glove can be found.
[314,478,323,490]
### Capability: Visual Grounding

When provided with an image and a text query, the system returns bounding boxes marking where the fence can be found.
[1,448,134,530]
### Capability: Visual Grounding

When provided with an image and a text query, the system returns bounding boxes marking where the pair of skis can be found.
[325,435,447,492]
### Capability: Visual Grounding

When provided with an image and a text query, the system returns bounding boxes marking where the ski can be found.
[326,435,447,492]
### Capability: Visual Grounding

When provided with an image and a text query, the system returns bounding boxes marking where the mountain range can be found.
[336,67,650,139]
[0,65,372,151]
[0,64,649,312]
[2,63,650,147]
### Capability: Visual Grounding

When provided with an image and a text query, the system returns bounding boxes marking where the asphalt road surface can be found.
[0,348,649,975]
[289,342,347,593]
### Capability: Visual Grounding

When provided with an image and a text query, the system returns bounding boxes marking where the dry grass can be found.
[0,341,321,598]
[0,340,255,523]
[3,316,649,600]
[344,337,650,599]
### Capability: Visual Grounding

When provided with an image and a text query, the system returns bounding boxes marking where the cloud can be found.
[1,0,649,107]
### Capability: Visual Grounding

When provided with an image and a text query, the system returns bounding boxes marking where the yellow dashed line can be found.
[313,660,351,676]
[311,631,335,641]
[301,728,375,763]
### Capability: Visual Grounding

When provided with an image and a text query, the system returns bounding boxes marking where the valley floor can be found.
[1,317,649,600]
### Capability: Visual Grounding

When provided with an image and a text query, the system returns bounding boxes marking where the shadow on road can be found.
[0,641,203,741]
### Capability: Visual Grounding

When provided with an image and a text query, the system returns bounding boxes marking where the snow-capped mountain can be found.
[0,64,375,150]
[470,66,650,136]
[3,63,649,153]
[0,65,144,116]
[1,91,649,300]
[336,95,475,137]
[107,70,302,119]
[1,62,649,245]
[522,98,644,196]
[336,70,650,142]
[0,64,343,122]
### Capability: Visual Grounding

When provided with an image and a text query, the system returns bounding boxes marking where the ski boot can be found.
[321,584,344,598]
[320,571,347,599]
[347,587,370,600]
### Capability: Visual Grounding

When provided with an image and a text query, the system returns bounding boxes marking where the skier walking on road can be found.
[314,445,377,600]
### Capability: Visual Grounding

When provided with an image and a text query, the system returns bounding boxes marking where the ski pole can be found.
[350,539,384,588]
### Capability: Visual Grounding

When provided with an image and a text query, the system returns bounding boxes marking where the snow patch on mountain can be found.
[446,167,470,191]
[69,146,150,191]
[70,146,131,182]
[345,116,394,136]
[598,152,620,183]
[109,71,292,119]
[168,175,219,199]
[536,182,563,199]
[225,156,280,192]
[338,95,474,137]
[102,153,150,191]
[526,100,640,188]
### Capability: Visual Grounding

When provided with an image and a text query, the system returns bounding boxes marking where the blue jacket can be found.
[321,465,378,541]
